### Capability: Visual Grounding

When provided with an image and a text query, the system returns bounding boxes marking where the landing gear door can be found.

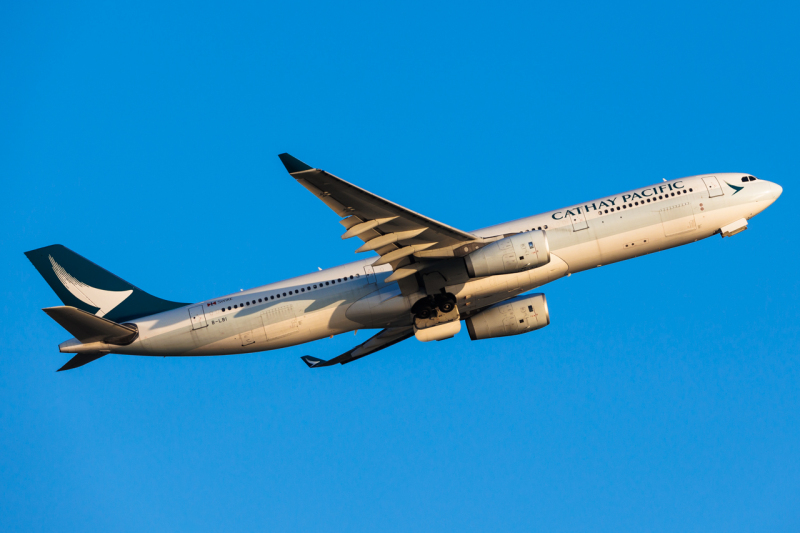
[702,176,724,197]
[364,265,376,284]
[188,305,208,330]
[570,210,589,231]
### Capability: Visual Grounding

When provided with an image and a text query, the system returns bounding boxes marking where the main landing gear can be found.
[411,293,457,320]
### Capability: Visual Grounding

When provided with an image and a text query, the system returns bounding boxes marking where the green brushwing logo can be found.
[725,181,744,195]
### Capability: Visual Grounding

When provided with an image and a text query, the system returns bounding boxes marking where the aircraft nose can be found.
[771,182,783,200]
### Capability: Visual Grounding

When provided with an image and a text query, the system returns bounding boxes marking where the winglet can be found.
[300,355,331,368]
[279,153,313,174]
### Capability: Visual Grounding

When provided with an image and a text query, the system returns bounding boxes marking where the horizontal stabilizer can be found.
[58,352,108,372]
[43,306,138,344]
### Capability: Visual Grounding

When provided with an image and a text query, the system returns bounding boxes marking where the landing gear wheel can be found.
[416,307,433,319]
[438,300,455,313]
[437,294,457,314]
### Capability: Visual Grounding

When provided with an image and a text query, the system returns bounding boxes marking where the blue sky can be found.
[2,0,799,531]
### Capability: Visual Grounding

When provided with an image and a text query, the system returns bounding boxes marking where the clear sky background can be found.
[2,0,799,531]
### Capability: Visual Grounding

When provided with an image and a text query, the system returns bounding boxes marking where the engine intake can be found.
[465,293,550,340]
[465,230,550,278]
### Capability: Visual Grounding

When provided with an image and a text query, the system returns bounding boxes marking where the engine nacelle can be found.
[464,230,550,278]
[465,293,550,340]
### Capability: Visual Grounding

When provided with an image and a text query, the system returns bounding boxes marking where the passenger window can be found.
[234,305,237,309]
[270,296,274,300]
[671,192,675,196]
[258,298,262,303]
[228,306,231,310]
[300,288,304,292]
[689,188,693,192]
[544,225,548,229]
[282,292,286,296]
[528,305,533,312]
[325,281,329,286]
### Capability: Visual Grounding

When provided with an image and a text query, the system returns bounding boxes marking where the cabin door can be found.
[188,305,208,330]
[569,210,589,231]
[702,176,724,197]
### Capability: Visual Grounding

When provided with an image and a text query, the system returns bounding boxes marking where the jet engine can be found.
[465,293,550,340]
[464,230,550,278]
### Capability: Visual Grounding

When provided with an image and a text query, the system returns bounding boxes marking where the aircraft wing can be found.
[300,326,413,368]
[279,154,486,278]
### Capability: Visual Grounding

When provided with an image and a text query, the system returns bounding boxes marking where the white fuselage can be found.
[87,173,781,358]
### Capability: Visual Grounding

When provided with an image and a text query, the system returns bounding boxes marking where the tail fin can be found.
[25,245,188,323]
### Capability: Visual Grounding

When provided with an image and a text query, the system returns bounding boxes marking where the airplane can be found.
[25,154,783,371]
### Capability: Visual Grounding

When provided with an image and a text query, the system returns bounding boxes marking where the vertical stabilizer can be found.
[25,245,188,323]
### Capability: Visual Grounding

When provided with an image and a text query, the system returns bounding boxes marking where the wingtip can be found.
[278,153,313,174]
[56,352,107,372]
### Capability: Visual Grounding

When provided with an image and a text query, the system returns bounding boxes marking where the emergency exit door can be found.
[702,176,724,197]
[364,265,376,283]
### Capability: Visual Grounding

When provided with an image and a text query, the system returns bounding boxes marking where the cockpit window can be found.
[741,177,749,183]
[749,176,757,181]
